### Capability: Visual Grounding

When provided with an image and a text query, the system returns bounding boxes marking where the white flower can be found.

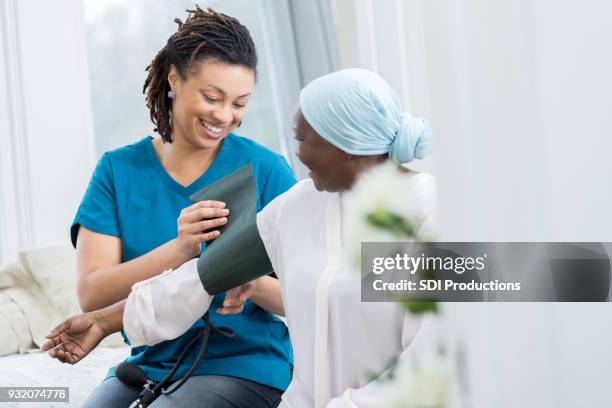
[381,350,450,408]
[342,161,431,271]
[342,162,448,406]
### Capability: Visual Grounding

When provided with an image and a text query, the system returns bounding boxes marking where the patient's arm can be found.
[43,259,283,362]
[41,259,206,362]
[41,299,125,364]
[123,259,285,346]
[123,258,213,346]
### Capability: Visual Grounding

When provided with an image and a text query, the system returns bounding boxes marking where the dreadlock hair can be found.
[143,5,258,142]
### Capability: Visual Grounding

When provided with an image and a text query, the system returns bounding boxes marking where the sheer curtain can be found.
[331,0,435,175]
[330,1,612,407]
[262,0,340,179]
[0,0,96,264]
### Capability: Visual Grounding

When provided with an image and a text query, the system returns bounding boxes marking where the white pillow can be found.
[18,244,125,348]
[18,244,80,319]
[0,260,49,353]
[0,291,32,356]
[0,245,124,349]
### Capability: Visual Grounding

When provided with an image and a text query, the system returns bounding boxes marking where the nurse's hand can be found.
[175,200,229,261]
[217,282,254,315]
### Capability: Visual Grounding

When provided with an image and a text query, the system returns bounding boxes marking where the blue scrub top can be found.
[71,135,296,391]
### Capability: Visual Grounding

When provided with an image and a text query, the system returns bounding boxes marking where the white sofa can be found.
[0,245,129,407]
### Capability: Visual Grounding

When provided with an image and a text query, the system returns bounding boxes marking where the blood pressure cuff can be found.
[189,164,273,295]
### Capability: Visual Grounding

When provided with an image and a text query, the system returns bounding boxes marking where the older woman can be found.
[44,69,438,407]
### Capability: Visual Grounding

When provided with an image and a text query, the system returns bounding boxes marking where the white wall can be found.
[333,1,612,407]
[421,0,612,243]
[0,0,96,263]
[425,2,612,407]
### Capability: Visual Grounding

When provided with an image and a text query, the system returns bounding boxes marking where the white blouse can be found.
[257,175,438,407]
[124,173,439,407]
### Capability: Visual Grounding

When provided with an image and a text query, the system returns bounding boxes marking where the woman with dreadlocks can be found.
[71,7,294,408]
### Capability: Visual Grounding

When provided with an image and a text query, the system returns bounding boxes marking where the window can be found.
[83,0,281,155]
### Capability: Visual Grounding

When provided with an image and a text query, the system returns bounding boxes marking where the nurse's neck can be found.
[152,135,222,186]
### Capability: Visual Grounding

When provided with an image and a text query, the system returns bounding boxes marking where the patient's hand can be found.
[41,311,106,364]
[217,282,254,315]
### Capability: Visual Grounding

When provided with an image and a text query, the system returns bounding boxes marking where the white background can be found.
[332,1,612,406]
[1,1,611,406]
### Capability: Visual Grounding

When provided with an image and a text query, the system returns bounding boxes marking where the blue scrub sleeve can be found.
[260,155,296,208]
[70,153,120,248]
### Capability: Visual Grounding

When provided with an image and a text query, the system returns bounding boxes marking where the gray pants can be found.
[82,375,282,407]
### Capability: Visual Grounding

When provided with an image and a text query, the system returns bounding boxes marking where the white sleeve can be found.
[256,190,289,280]
[325,315,438,408]
[123,259,214,347]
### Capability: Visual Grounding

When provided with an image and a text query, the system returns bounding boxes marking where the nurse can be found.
[67,6,295,408]
[45,69,438,407]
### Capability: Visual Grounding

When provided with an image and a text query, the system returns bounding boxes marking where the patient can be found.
[43,69,438,407]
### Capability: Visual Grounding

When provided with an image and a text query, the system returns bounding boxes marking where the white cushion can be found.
[0,291,32,356]
[0,244,124,354]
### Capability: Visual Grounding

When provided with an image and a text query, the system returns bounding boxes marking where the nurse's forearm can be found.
[78,238,189,312]
[250,276,285,316]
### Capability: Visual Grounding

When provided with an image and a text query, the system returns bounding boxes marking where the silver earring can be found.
[167,90,176,99]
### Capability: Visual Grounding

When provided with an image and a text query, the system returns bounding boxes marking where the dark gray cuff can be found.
[190,164,273,295]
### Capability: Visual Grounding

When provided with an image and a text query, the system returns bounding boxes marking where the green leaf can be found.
[366,210,417,237]
[402,301,439,314]
[365,208,439,315]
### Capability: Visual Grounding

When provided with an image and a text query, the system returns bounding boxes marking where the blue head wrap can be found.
[299,69,431,164]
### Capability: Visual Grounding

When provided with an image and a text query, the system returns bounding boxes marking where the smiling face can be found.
[168,59,255,150]
[293,108,357,192]
[293,107,389,192]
